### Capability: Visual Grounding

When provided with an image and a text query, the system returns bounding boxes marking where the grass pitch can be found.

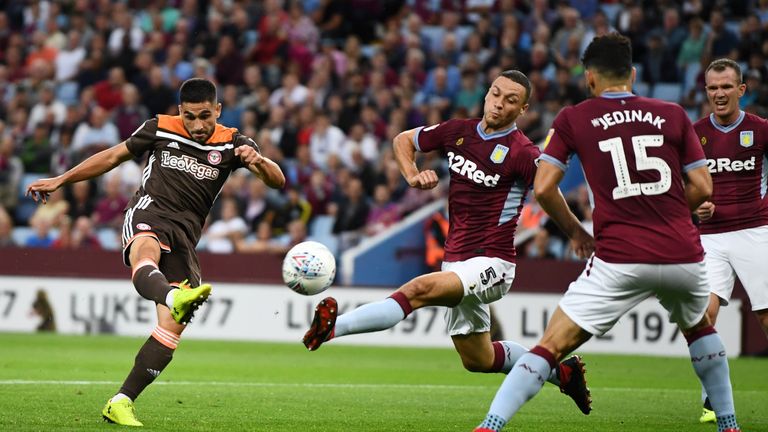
[0,333,765,432]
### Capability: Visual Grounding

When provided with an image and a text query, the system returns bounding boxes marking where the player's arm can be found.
[26,142,134,203]
[683,165,713,212]
[235,145,286,189]
[393,128,438,189]
[533,160,594,259]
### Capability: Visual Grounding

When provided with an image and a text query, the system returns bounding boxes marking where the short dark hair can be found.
[179,78,217,104]
[705,58,743,84]
[581,33,633,80]
[499,70,532,103]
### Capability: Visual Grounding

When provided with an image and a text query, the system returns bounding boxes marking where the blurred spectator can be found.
[219,85,244,130]
[642,34,679,84]
[52,215,101,249]
[67,181,95,221]
[272,185,313,233]
[27,82,66,131]
[93,67,126,111]
[304,169,334,216]
[0,135,23,212]
[107,8,144,57]
[525,229,556,259]
[0,206,14,247]
[93,175,129,229]
[269,72,309,109]
[272,218,309,253]
[113,84,149,141]
[365,183,400,236]
[55,30,86,83]
[707,9,739,58]
[19,123,52,173]
[162,43,194,89]
[25,216,54,248]
[71,106,120,160]
[678,17,707,70]
[142,66,176,116]
[206,197,248,254]
[331,176,369,239]
[309,112,345,170]
[214,35,245,86]
[242,177,274,233]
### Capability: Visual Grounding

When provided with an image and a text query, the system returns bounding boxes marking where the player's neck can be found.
[479,120,516,136]
[597,84,631,95]
[713,111,741,126]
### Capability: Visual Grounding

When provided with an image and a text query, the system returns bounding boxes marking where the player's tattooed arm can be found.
[393,128,439,190]
[534,160,595,259]
[27,142,133,203]
[235,145,286,189]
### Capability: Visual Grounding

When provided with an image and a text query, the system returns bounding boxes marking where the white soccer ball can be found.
[282,241,336,296]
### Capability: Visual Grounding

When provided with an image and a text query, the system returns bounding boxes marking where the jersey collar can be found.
[476,122,517,141]
[709,110,745,133]
[600,91,636,99]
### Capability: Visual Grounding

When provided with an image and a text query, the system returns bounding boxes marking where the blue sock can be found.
[483,350,552,426]
[495,341,559,385]
[477,413,506,431]
[334,298,406,338]
[687,332,738,432]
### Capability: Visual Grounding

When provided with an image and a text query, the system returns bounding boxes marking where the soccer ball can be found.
[282,241,336,296]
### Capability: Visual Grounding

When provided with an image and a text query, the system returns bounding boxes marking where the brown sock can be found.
[131,259,172,305]
[118,330,177,400]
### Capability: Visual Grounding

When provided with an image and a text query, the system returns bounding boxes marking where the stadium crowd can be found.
[1,0,767,260]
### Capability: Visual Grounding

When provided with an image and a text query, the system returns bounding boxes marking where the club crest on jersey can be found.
[490,144,509,164]
[136,223,152,231]
[207,150,222,165]
[740,131,754,147]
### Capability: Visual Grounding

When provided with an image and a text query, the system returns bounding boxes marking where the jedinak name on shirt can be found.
[591,110,666,131]
[160,151,220,180]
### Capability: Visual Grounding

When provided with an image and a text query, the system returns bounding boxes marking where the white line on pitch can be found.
[0,380,763,395]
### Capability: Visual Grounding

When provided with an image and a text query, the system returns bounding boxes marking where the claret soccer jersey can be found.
[125,115,258,243]
[541,92,707,264]
[414,118,540,263]
[693,111,768,234]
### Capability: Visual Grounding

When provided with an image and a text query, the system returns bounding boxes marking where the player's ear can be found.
[630,66,637,85]
[216,102,222,118]
[738,82,747,97]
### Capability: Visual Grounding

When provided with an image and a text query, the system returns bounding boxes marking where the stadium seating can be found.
[651,83,683,102]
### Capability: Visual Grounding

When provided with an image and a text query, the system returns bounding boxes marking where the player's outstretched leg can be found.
[685,326,740,432]
[303,297,338,350]
[102,396,143,427]
[170,279,212,324]
[303,292,413,351]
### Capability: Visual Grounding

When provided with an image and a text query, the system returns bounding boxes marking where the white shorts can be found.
[701,226,768,311]
[559,256,710,336]
[442,256,516,336]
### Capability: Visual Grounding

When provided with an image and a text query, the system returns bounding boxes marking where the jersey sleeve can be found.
[413,119,459,153]
[125,118,159,157]
[515,144,541,186]
[679,111,707,172]
[540,108,575,171]
[232,133,262,170]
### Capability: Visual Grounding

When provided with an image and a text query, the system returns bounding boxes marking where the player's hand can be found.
[407,170,439,189]
[695,201,715,221]
[569,227,595,260]
[235,145,264,167]
[26,177,63,204]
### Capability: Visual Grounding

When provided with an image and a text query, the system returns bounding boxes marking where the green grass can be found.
[0,333,765,431]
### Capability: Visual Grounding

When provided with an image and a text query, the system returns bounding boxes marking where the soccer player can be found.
[302,70,594,414]
[693,58,768,424]
[27,78,285,427]
[473,34,741,432]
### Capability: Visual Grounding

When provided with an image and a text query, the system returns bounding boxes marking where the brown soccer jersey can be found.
[125,115,257,244]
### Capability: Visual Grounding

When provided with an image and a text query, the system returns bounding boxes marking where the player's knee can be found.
[399,278,433,302]
[460,356,493,373]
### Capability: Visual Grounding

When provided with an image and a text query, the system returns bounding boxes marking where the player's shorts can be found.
[558,256,710,336]
[701,226,768,310]
[441,256,516,336]
[122,205,201,288]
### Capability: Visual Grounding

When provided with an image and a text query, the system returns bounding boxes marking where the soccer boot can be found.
[700,397,716,423]
[170,279,212,325]
[303,297,338,351]
[699,407,716,423]
[102,397,143,427]
[557,355,592,415]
